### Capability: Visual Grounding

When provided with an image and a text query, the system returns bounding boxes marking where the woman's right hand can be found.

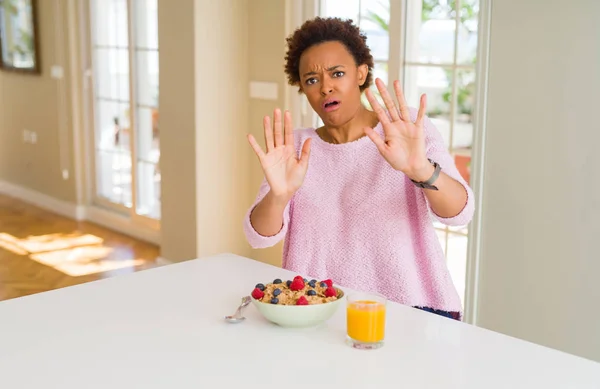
[247,109,311,201]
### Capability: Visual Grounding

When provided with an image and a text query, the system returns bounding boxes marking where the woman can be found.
[243,17,474,319]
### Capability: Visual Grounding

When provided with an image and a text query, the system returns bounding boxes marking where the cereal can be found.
[252,276,341,305]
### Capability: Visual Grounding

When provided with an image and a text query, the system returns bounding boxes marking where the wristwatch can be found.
[410,159,441,191]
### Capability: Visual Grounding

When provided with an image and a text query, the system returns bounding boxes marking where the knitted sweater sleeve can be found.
[243,178,291,249]
[422,113,475,227]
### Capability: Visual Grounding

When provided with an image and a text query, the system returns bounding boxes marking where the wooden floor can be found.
[0,194,161,302]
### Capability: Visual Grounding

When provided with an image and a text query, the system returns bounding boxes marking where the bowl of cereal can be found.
[250,275,345,328]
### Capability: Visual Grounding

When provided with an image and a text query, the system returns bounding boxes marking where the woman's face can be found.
[298,41,368,127]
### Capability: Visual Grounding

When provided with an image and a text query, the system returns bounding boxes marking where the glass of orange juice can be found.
[346,292,386,350]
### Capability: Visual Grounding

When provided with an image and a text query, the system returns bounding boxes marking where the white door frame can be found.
[463,0,492,326]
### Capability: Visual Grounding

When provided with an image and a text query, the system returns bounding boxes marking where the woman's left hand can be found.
[364,78,434,182]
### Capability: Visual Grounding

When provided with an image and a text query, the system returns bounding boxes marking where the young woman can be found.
[243,17,474,319]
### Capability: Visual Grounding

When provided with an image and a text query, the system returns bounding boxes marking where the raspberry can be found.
[251,288,264,299]
[290,279,304,291]
[322,279,333,287]
[296,296,309,305]
[293,275,304,282]
[325,286,337,297]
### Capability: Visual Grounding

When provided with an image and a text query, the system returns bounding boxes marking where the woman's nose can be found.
[320,84,333,96]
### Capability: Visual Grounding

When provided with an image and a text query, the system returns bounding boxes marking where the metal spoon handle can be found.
[233,305,244,318]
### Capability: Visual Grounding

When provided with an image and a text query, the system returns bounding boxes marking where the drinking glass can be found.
[346,291,386,349]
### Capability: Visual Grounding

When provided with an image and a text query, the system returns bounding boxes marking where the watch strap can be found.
[411,159,441,190]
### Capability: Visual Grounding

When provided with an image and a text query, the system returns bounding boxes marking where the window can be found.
[89,0,160,221]
[320,0,480,305]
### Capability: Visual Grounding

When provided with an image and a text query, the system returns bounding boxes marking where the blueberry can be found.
[308,281,316,288]
[310,279,317,284]
[273,278,282,284]
[307,289,317,296]
[255,283,265,291]
[273,288,281,296]
[319,282,327,288]
[286,280,292,287]
[303,278,308,282]
[270,297,279,304]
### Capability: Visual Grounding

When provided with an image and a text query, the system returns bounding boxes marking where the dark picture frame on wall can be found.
[0,0,40,74]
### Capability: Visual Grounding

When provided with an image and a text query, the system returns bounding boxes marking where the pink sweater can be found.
[243,110,474,314]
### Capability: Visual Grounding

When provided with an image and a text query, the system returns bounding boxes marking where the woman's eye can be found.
[305,78,317,85]
[333,71,344,78]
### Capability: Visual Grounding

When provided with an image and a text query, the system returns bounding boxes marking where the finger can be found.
[263,115,274,152]
[393,80,412,122]
[375,78,400,121]
[365,88,391,125]
[284,110,294,146]
[273,108,283,148]
[416,94,427,126]
[299,138,312,167]
[364,127,386,152]
[247,134,266,159]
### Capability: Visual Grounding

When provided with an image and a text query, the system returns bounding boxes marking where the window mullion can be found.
[449,0,462,154]
[388,0,405,97]
[127,0,138,213]
[358,0,363,23]
[404,61,474,70]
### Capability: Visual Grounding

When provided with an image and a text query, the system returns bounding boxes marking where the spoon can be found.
[224,296,252,323]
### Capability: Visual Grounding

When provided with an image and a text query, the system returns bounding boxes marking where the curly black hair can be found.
[284,17,374,92]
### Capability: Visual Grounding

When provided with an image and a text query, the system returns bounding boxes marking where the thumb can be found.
[299,138,312,167]
[364,127,386,153]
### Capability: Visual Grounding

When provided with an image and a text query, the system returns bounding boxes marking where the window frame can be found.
[84,0,160,228]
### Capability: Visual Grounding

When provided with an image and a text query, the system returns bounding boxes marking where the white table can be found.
[0,253,599,388]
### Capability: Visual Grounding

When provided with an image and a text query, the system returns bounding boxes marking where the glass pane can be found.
[373,61,388,86]
[452,152,472,185]
[433,220,445,230]
[448,223,469,235]
[321,0,360,22]
[136,161,161,219]
[435,228,447,255]
[134,0,158,49]
[457,0,479,64]
[136,106,159,163]
[446,232,468,305]
[452,69,475,152]
[360,0,390,61]
[94,48,129,101]
[92,0,128,47]
[404,65,452,147]
[405,0,456,64]
[96,149,132,207]
[136,50,159,107]
[95,100,131,152]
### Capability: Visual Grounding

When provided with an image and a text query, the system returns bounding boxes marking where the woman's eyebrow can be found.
[302,65,345,78]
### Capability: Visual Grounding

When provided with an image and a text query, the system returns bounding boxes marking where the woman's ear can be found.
[296,78,305,94]
[357,64,369,86]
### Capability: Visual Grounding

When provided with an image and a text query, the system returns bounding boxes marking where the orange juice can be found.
[346,300,386,343]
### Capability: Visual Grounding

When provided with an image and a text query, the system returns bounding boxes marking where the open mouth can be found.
[323,100,341,111]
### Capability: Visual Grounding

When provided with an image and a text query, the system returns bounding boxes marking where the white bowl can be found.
[251,288,345,328]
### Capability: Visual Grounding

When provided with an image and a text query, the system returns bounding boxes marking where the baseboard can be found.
[84,205,161,246]
[0,179,160,246]
[0,180,85,221]
[155,256,172,266]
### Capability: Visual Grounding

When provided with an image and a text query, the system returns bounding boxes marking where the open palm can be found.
[247,109,311,200]
[364,78,431,181]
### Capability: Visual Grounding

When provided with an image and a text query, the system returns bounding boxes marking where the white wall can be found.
[159,0,251,262]
[476,0,600,362]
